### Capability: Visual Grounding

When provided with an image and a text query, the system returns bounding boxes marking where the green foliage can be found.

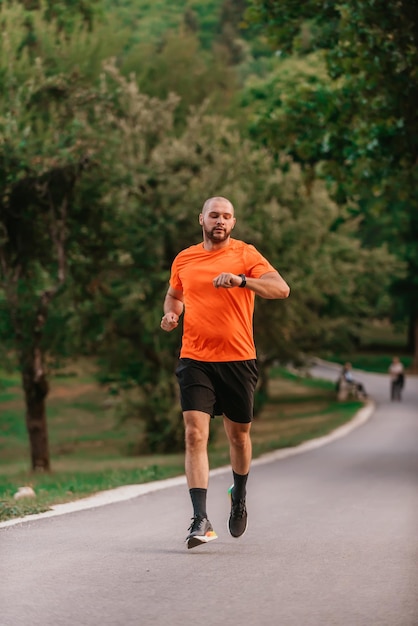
[0,1,136,468]
[1,0,414,467]
[245,0,418,363]
[1,43,111,355]
[249,162,404,363]
[245,0,340,54]
[102,0,237,51]
[84,63,402,419]
[121,30,237,124]
[8,0,102,33]
[241,52,336,176]
[0,3,126,90]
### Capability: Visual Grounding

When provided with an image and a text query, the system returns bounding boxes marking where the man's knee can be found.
[225,422,251,449]
[184,411,210,449]
[185,426,207,449]
[231,434,250,452]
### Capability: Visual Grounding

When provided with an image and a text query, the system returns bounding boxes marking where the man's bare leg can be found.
[183,410,217,547]
[183,410,210,487]
[223,417,252,475]
[223,416,252,538]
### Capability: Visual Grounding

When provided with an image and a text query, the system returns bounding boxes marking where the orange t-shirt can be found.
[169,239,276,362]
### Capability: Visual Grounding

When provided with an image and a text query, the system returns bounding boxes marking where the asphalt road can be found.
[1,363,417,626]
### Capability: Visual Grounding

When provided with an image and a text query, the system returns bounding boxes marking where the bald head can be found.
[201,197,234,216]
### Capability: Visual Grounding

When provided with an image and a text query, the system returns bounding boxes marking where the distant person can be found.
[339,362,367,398]
[389,356,405,401]
[160,196,290,548]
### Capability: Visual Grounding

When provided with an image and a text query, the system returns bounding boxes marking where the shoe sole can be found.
[186,531,218,550]
[227,485,248,539]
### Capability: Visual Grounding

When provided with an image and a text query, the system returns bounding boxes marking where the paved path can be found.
[1,364,417,626]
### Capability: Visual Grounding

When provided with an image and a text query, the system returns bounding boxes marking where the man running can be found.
[161,196,290,548]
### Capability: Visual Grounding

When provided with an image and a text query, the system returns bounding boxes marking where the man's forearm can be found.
[164,293,184,317]
[245,275,290,300]
[212,271,290,299]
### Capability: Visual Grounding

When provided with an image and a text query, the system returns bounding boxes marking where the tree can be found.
[0,0,407,468]
[80,66,401,427]
[0,2,125,469]
[120,28,237,126]
[246,0,418,367]
[241,51,336,191]
[13,0,100,32]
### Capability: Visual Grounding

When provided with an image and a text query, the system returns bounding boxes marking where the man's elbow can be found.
[281,284,290,299]
[264,285,290,299]
[273,279,290,299]
[260,274,290,299]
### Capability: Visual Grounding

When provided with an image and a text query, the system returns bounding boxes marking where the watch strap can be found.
[238,274,246,288]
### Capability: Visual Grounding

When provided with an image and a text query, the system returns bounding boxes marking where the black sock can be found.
[232,471,248,502]
[189,488,207,519]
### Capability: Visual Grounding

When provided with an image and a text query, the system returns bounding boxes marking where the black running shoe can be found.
[228,485,248,538]
[186,516,218,549]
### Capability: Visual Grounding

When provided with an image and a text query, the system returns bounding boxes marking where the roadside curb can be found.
[0,401,375,529]
[249,400,374,467]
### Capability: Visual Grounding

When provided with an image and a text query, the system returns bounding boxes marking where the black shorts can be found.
[175,358,258,424]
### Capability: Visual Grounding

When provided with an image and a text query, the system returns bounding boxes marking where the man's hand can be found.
[212,273,242,289]
[213,271,290,299]
[161,312,179,332]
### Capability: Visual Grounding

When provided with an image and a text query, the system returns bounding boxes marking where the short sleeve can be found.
[169,255,183,291]
[244,244,276,278]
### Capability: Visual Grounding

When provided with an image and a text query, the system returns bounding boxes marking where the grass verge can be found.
[319,353,413,374]
[0,367,363,522]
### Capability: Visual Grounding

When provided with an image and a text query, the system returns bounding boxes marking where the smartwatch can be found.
[238,274,247,288]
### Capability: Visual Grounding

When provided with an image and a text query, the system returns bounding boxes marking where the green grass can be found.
[321,353,413,373]
[356,322,407,350]
[0,365,364,522]
[318,320,413,373]
[271,366,336,389]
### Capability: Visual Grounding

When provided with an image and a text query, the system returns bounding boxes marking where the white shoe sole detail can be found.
[186,533,218,549]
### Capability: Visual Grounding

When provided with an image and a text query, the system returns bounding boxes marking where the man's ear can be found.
[199,213,203,225]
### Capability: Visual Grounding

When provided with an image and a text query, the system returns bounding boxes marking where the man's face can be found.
[199,200,236,243]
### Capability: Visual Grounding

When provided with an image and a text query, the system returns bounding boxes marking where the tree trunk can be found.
[21,348,50,472]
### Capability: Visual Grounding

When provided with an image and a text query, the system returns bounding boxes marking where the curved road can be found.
[1,363,417,626]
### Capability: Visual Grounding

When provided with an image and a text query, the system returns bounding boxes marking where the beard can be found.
[204,226,232,242]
